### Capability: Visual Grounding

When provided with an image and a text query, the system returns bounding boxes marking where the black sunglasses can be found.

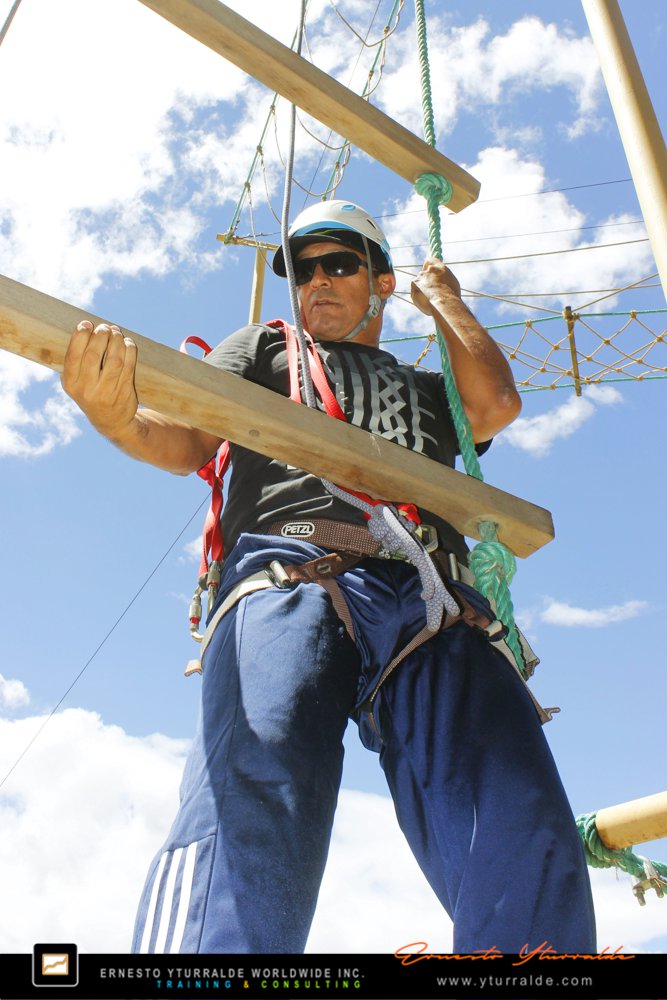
[293,250,369,286]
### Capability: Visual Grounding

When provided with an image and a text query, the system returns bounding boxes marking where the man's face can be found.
[295,240,394,345]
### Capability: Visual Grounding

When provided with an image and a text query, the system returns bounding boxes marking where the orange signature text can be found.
[394,940,635,968]
[394,942,502,966]
[514,942,635,966]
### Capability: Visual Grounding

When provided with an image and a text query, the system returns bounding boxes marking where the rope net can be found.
[385,300,667,394]
[221,0,405,247]
[500,309,667,393]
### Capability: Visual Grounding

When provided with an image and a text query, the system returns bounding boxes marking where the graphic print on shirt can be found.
[323,349,440,452]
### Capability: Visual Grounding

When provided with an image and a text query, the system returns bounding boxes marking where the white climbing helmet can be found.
[272,200,393,276]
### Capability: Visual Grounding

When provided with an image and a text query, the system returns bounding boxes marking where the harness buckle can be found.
[415,523,439,553]
[265,559,294,589]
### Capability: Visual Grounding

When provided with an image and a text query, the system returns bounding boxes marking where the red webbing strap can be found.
[179,335,229,575]
[282,324,420,526]
[180,335,213,355]
[183,320,421,578]
[269,319,420,526]
[196,444,230,574]
[283,323,304,404]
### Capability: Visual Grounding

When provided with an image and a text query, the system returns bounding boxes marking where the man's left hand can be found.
[411,258,461,315]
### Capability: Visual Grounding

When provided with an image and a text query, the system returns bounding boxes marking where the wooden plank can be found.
[137,0,480,213]
[596,791,667,851]
[0,274,554,557]
[582,0,667,303]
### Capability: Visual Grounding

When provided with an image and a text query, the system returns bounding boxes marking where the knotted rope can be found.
[576,812,667,905]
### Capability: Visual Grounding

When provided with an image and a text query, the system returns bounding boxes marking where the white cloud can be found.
[0,0,273,304]
[0,7,653,459]
[181,536,203,564]
[384,148,652,318]
[497,384,622,457]
[0,707,189,952]
[376,15,602,139]
[0,4,620,314]
[0,674,30,710]
[1,704,666,953]
[0,353,82,457]
[308,790,453,953]
[0,0,415,467]
[0,0,401,308]
[541,598,649,628]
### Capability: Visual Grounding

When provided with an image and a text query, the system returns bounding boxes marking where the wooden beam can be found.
[596,790,667,851]
[582,0,667,304]
[248,246,268,325]
[136,0,480,213]
[0,274,554,557]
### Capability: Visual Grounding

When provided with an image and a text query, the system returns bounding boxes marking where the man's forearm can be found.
[431,291,521,441]
[411,263,521,441]
[106,409,221,475]
[429,289,517,395]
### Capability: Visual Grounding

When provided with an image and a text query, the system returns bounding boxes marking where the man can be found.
[62,200,596,955]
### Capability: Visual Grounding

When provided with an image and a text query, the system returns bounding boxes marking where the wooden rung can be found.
[137,0,480,213]
[0,274,553,557]
[596,790,667,851]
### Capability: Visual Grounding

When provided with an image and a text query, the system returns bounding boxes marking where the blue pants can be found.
[132,534,596,954]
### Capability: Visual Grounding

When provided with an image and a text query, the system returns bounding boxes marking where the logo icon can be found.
[33,944,78,987]
[281,522,315,538]
[43,954,69,976]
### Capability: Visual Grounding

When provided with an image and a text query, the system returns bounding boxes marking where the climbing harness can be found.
[180,318,549,725]
[181,321,463,672]
[181,317,424,639]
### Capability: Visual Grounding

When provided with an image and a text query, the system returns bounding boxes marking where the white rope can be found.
[0,0,23,48]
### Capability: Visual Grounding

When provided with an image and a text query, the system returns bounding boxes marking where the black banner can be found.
[0,947,663,1000]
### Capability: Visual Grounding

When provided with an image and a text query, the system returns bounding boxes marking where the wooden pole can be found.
[596,790,667,851]
[249,247,268,325]
[136,0,480,212]
[0,273,554,557]
[581,0,667,302]
[564,306,583,397]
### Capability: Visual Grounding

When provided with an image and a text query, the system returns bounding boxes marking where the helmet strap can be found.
[340,234,383,342]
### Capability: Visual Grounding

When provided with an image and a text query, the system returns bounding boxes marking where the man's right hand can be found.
[61,320,222,474]
[61,320,139,444]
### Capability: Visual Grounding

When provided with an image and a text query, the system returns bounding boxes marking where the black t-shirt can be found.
[205,323,487,561]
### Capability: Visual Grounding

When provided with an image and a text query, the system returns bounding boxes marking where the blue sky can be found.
[0,0,666,955]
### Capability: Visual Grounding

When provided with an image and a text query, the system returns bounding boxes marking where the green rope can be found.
[414,0,436,148]
[414,171,451,264]
[468,521,519,639]
[413,0,524,672]
[576,812,667,894]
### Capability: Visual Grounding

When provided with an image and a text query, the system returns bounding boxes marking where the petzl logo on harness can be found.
[281,522,315,538]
